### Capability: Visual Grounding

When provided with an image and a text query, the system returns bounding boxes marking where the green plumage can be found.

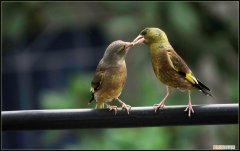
[133,27,212,117]
[138,27,211,94]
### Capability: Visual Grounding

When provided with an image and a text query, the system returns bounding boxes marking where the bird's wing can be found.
[167,50,211,96]
[90,66,105,93]
[166,49,198,85]
[89,61,106,104]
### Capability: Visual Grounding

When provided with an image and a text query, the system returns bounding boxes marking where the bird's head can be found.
[103,40,133,64]
[132,27,169,45]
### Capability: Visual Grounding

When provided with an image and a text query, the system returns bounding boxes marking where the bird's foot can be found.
[184,102,194,117]
[107,105,118,115]
[115,98,131,114]
[121,104,131,114]
[153,101,165,112]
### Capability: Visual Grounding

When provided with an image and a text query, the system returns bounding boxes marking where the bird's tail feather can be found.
[195,79,213,97]
[95,102,105,109]
[88,92,95,104]
[89,92,105,108]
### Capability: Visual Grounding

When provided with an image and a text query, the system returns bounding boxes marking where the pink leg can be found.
[184,90,194,117]
[115,98,131,114]
[106,104,118,115]
[154,86,170,112]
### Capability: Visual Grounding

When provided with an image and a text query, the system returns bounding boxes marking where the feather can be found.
[88,91,95,104]
[88,65,104,104]
[195,79,212,97]
[177,70,212,96]
[167,49,191,74]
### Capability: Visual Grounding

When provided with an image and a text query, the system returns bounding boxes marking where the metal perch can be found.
[2,103,238,131]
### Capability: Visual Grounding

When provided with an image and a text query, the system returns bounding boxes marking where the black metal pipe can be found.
[2,104,238,131]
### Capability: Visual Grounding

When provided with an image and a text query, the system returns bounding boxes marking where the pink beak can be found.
[124,42,134,50]
[132,35,145,45]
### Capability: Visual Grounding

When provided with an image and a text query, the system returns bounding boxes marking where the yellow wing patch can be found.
[186,73,198,84]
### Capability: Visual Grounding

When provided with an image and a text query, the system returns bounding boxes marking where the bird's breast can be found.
[150,48,192,89]
[95,63,127,102]
[150,49,169,79]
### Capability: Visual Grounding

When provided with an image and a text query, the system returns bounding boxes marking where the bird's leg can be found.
[154,86,170,112]
[115,98,131,114]
[184,90,194,117]
[105,103,118,115]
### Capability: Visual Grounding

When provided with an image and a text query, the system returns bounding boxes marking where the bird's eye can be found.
[141,30,147,36]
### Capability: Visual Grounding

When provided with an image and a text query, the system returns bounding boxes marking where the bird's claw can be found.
[108,105,118,115]
[184,104,194,117]
[121,104,131,114]
[153,102,165,112]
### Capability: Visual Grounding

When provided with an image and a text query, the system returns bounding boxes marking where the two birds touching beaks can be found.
[89,27,213,117]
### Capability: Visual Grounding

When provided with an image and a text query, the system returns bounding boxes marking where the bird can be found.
[89,40,133,114]
[132,27,212,117]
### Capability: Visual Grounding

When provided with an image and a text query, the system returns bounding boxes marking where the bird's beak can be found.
[124,42,134,50]
[132,35,145,45]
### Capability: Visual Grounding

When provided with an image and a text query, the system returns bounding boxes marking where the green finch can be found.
[89,40,133,114]
[132,27,212,117]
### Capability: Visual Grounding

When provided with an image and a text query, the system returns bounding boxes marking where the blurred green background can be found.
[2,1,238,149]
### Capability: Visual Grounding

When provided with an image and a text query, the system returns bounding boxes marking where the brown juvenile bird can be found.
[132,27,212,117]
[89,40,133,114]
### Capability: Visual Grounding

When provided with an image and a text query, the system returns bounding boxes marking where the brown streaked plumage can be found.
[89,40,133,114]
[133,27,212,117]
